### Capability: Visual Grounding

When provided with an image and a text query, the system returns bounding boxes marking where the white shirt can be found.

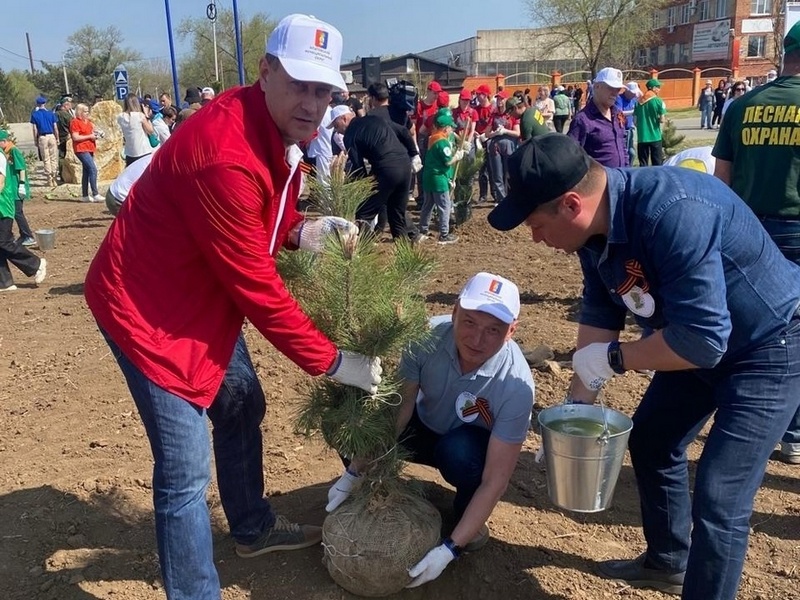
[0,152,6,178]
[110,153,154,202]
[117,111,154,158]
[306,106,333,160]
[664,146,715,174]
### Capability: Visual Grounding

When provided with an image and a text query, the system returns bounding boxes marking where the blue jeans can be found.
[75,151,98,197]
[399,409,490,520]
[700,104,713,128]
[625,128,636,166]
[103,331,275,600]
[760,217,800,453]
[486,137,517,202]
[419,190,452,236]
[628,314,800,600]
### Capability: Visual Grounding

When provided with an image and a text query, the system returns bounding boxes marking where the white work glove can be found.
[572,343,616,391]
[18,184,26,198]
[327,350,382,394]
[449,180,456,191]
[452,149,465,162]
[406,544,456,588]
[411,154,423,173]
[293,216,359,253]
[478,133,487,144]
[326,468,360,512]
[461,141,472,154]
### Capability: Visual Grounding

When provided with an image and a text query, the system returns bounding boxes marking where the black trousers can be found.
[356,166,414,240]
[637,141,664,166]
[553,115,569,133]
[0,217,40,287]
[15,199,33,239]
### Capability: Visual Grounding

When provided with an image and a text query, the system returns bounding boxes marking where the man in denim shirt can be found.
[488,134,800,600]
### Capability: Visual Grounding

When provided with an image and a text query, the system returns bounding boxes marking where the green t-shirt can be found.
[422,133,455,193]
[0,146,28,217]
[520,107,551,142]
[633,95,666,143]
[712,76,800,216]
[553,94,571,116]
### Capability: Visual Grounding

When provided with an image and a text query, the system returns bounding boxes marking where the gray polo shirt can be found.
[398,322,535,444]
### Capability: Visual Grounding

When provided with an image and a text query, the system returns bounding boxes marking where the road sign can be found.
[113,65,128,86]
[115,85,128,101]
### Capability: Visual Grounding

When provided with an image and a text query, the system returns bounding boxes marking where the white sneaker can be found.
[81,196,92,203]
[93,194,105,202]
[0,284,17,292]
[34,258,47,285]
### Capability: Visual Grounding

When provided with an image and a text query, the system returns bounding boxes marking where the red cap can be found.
[427,81,442,92]
[495,90,509,100]
[437,90,450,107]
[459,88,472,100]
[475,84,492,96]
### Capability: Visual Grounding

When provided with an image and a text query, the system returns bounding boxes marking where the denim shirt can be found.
[578,167,800,368]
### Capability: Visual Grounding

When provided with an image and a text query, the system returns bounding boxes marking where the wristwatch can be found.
[607,341,626,374]
[442,537,462,559]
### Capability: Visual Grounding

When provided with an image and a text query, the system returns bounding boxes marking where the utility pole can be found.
[26,32,35,73]
[232,0,245,85]
[62,55,70,94]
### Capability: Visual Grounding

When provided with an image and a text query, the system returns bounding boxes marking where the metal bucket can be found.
[34,229,56,251]
[538,403,632,513]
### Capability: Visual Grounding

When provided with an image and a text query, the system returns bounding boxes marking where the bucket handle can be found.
[562,394,611,446]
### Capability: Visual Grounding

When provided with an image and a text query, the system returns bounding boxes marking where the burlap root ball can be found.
[322,488,442,597]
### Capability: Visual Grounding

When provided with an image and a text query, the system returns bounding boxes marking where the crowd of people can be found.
[3,9,798,600]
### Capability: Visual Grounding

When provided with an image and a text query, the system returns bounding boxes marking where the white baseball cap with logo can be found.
[266,14,346,91]
[458,272,521,324]
[594,67,624,89]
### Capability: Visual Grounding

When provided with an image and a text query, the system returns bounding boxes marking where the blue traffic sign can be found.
[113,65,128,86]
[115,85,128,101]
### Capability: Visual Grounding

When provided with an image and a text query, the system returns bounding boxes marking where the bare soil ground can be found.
[1,180,798,600]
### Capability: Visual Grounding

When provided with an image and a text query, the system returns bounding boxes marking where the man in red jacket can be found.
[84,14,381,600]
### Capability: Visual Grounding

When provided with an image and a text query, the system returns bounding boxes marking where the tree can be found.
[0,69,37,122]
[29,25,141,104]
[177,9,277,90]
[525,0,666,77]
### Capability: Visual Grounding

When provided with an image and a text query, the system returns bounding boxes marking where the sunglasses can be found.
[733,87,745,91]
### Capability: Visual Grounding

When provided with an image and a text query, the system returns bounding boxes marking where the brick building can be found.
[644,0,781,82]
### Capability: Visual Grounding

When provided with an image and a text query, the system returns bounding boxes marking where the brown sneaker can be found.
[463,524,490,553]
[235,515,322,558]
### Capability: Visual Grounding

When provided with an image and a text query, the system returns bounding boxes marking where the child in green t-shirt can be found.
[419,109,465,244]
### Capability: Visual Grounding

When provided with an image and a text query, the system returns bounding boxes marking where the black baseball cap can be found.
[488,134,591,231]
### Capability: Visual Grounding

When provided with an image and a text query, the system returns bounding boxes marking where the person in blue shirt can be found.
[615,82,640,166]
[29,95,60,187]
[488,133,800,600]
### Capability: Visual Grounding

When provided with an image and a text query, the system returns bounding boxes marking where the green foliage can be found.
[279,173,436,488]
[177,9,277,87]
[452,151,484,226]
[0,69,38,122]
[662,118,686,156]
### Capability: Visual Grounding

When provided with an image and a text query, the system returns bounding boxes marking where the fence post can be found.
[692,67,701,107]
[552,70,562,90]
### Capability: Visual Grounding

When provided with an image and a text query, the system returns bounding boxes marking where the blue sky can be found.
[0,0,529,72]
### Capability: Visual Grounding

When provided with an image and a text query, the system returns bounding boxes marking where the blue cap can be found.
[35,95,47,104]
[147,99,162,113]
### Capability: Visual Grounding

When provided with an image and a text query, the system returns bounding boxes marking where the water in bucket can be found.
[538,403,632,513]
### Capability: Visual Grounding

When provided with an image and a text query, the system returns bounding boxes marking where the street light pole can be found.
[232,0,245,85]
[164,0,181,107]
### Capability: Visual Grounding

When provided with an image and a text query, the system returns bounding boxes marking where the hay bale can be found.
[322,489,441,597]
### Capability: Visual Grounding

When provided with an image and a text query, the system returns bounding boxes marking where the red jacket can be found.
[85,83,339,408]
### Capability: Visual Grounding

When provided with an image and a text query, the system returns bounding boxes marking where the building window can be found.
[679,42,691,63]
[698,0,710,20]
[637,48,648,66]
[715,0,729,18]
[652,9,666,28]
[668,6,677,26]
[666,44,676,64]
[649,46,659,65]
[747,35,767,56]
[750,0,772,15]
[681,3,692,24]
